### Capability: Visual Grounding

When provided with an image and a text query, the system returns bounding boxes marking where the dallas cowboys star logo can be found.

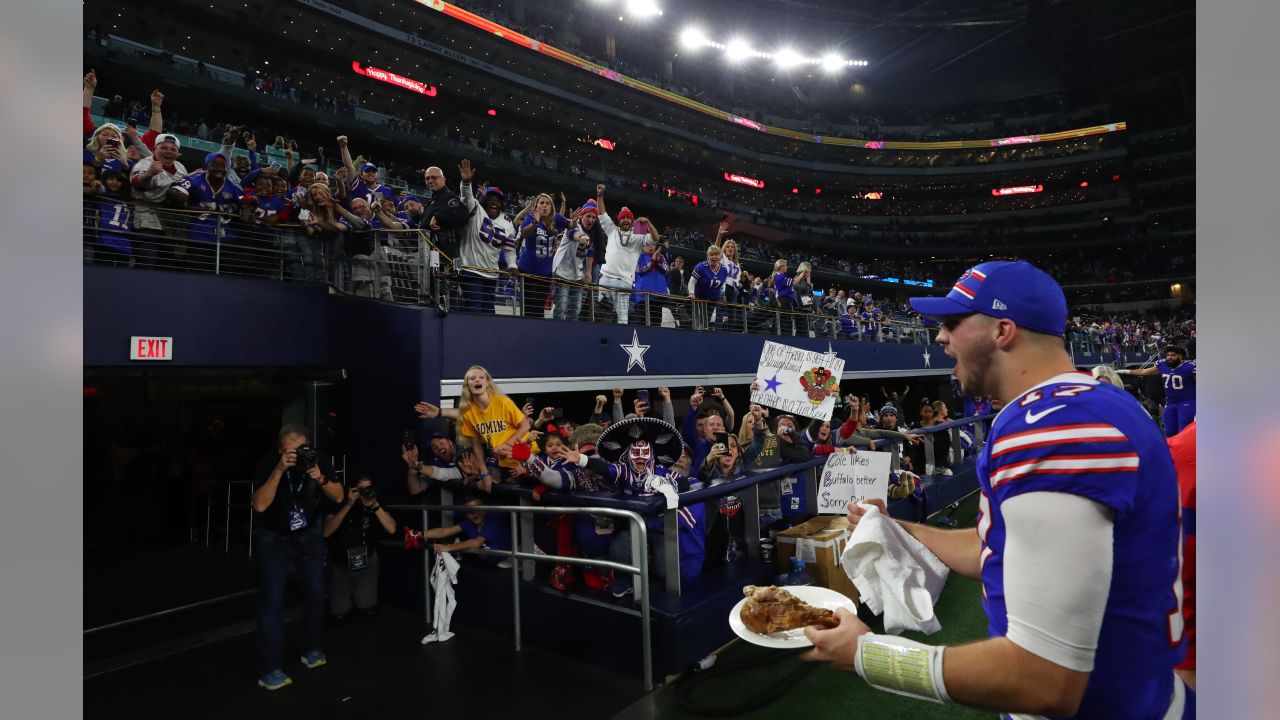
[922,348,932,367]
[763,373,783,393]
[619,330,651,372]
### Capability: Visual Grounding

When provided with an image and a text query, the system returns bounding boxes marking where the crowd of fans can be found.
[82,68,1191,348]
[401,372,988,595]
[1068,304,1197,358]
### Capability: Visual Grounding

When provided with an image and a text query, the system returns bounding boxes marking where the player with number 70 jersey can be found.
[977,370,1186,717]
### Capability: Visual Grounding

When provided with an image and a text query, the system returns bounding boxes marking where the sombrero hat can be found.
[597,416,685,466]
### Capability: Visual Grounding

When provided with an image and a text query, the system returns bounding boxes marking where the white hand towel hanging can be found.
[841,502,949,635]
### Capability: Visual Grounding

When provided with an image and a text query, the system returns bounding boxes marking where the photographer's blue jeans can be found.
[255,525,326,676]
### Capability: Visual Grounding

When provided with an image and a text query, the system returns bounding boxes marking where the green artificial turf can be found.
[662,492,996,720]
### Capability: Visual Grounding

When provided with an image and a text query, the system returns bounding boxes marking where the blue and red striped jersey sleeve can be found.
[988,411,1139,514]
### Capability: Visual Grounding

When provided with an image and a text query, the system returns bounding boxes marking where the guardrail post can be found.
[950,426,964,466]
[511,511,522,652]
[519,496,536,581]
[743,485,761,560]
[804,465,819,515]
[923,433,936,475]
[663,508,682,597]
[644,294,651,327]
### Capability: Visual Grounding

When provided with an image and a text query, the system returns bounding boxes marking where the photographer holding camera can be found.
[322,474,396,624]
[251,425,344,691]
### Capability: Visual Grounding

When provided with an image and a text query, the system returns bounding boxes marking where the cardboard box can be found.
[775,516,861,604]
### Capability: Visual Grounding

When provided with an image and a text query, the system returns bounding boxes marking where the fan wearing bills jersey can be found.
[517,193,571,319]
[804,260,1191,720]
[456,159,516,313]
[1119,347,1196,436]
[335,135,395,207]
[551,202,598,321]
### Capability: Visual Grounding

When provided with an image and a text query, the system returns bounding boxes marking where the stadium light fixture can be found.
[774,47,803,69]
[821,53,845,73]
[725,39,753,63]
[625,0,662,18]
[680,27,709,50]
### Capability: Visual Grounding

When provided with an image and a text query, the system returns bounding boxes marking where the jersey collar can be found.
[994,370,1095,423]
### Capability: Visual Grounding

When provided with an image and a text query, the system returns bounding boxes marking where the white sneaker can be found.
[496,558,513,569]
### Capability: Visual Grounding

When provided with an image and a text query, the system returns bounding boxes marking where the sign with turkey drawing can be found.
[750,341,844,421]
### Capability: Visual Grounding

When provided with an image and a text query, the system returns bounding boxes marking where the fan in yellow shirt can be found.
[413,365,532,492]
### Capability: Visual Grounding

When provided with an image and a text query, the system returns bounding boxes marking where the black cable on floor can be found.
[674,647,818,717]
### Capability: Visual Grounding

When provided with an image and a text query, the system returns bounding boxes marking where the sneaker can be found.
[258,670,293,690]
[610,578,634,598]
[299,650,328,669]
[496,558,513,569]
[582,569,611,591]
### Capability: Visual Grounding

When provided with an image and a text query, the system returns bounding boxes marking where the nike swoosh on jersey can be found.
[1024,405,1068,424]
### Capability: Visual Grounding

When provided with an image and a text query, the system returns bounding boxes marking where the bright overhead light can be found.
[725,39,752,63]
[821,53,845,72]
[625,0,661,17]
[774,47,803,69]
[680,27,708,50]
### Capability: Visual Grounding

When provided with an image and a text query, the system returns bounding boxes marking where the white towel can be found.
[841,503,949,635]
[422,551,461,644]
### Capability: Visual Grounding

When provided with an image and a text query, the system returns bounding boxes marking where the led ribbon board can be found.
[352,61,438,96]
[991,184,1044,196]
[724,172,765,188]
[412,0,1126,149]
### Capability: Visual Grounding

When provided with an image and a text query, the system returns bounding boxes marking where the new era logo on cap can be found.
[907,260,1067,337]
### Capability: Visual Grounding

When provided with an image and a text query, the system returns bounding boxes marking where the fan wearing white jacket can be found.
[551,203,597,321]
[595,184,658,324]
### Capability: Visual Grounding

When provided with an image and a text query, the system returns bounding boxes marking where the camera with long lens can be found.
[295,444,319,470]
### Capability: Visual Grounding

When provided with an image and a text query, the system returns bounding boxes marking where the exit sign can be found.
[130,336,173,361]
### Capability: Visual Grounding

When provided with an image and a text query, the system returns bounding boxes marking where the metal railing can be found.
[445,263,933,343]
[391,501,654,691]
[83,198,933,344]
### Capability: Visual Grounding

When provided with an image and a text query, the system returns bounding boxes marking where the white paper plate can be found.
[728,585,858,649]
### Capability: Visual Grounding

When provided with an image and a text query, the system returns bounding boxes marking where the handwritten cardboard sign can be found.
[750,341,845,421]
[817,450,892,514]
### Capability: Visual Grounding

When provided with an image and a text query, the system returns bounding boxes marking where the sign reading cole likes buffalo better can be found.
[750,341,844,421]
[130,336,173,361]
[817,450,892,514]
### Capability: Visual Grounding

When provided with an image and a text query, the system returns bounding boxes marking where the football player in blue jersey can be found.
[1119,347,1196,436]
[805,260,1191,720]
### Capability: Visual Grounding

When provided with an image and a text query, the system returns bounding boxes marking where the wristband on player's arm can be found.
[1116,369,1132,375]
[855,634,950,705]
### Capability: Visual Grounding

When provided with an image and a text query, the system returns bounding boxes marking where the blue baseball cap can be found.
[360,162,378,173]
[909,260,1067,336]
